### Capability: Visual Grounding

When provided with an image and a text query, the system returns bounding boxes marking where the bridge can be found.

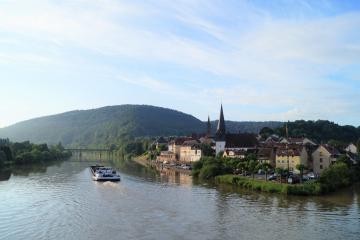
[66,148,116,161]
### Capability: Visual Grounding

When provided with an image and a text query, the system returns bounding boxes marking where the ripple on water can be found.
[0,161,359,240]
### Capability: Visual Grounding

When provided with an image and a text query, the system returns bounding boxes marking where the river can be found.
[0,159,359,240]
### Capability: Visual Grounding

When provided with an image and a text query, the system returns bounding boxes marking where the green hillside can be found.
[274,120,360,143]
[216,121,283,134]
[0,105,204,147]
[0,105,283,147]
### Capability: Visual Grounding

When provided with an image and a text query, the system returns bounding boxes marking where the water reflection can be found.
[0,169,11,181]
[0,158,359,240]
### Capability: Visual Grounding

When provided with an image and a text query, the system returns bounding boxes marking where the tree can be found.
[275,168,285,184]
[296,164,306,184]
[357,138,360,154]
[260,163,273,181]
[216,151,224,158]
[0,150,7,168]
[319,162,350,192]
[236,161,247,175]
[247,160,259,180]
[0,146,12,161]
[200,143,215,157]
[328,140,346,150]
[337,155,351,167]
[259,127,274,139]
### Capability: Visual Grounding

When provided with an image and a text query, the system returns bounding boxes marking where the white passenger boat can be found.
[90,165,121,181]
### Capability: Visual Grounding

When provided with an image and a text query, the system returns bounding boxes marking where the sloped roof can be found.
[276,146,303,157]
[322,145,340,156]
[225,133,258,148]
[257,148,273,158]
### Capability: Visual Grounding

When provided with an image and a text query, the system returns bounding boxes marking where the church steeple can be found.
[216,104,226,140]
[206,115,211,136]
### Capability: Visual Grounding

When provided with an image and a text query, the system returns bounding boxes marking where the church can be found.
[214,104,258,155]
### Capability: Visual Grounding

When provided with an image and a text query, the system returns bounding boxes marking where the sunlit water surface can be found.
[0,159,359,240]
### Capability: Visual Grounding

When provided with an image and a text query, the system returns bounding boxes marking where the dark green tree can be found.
[259,127,275,139]
[260,163,273,181]
[247,159,259,180]
[275,168,285,184]
[0,150,6,168]
[200,143,215,157]
[296,164,306,184]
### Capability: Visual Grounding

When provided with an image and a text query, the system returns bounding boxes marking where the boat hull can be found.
[90,165,121,182]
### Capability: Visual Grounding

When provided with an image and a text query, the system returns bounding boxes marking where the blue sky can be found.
[0,0,360,127]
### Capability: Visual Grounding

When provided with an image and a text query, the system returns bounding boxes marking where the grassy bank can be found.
[215,175,323,196]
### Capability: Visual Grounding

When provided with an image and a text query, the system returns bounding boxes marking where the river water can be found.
[0,159,359,240]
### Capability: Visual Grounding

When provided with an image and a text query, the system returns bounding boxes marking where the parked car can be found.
[288,175,300,184]
[302,175,310,182]
[307,172,316,179]
[268,174,277,181]
[182,165,191,170]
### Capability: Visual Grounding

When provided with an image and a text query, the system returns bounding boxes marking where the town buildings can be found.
[157,137,202,164]
[275,145,308,172]
[312,145,340,174]
[155,104,358,175]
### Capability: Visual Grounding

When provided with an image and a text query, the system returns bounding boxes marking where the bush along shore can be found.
[0,138,72,168]
[192,155,360,196]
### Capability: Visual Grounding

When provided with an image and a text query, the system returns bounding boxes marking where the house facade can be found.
[157,151,176,163]
[311,145,340,175]
[257,147,276,166]
[179,144,202,163]
[223,149,247,159]
[275,146,308,172]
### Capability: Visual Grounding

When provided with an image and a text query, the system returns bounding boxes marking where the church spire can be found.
[216,104,226,140]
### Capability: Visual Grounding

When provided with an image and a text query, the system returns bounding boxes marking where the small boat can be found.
[90,165,121,181]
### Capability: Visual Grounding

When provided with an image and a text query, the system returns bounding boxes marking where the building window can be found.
[320,158,323,163]
[320,165,323,169]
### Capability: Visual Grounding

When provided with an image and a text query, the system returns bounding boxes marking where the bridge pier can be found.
[66,148,113,161]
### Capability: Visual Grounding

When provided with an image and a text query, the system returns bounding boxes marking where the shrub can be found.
[199,164,223,180]
[215,175,322,195]
[319,162,351,193]
[0,150,6,167]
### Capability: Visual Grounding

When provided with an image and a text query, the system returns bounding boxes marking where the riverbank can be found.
[215,175,326,196]
[132,155,192,175]
[132,155,150,167]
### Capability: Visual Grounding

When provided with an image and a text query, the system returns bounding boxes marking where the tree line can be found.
[260,120,360,145]
[0,138,72,168]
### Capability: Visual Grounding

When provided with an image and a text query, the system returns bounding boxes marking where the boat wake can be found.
[102,181,120,188]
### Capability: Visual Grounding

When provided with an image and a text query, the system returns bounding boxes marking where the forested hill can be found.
[0,105,282,147]
[273,120,360,143]
[0,105,203,146]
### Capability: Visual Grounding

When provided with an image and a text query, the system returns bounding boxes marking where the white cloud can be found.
[0,0,359,125]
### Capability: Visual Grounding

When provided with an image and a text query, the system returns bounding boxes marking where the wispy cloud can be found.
[0,0,359,125]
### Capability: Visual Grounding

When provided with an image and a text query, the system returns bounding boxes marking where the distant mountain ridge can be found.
[0,105,283,147]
